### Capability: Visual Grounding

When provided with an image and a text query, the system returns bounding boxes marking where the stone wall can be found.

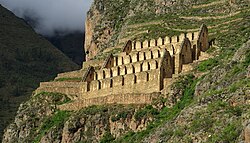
[95,58,162,80]
[36,69,163,101]
[58,93,160,111]
[115,49,165,66]
[35,82,84,99]
[82,59,103,69]
[83,69,162,99]
[55,70,85,80]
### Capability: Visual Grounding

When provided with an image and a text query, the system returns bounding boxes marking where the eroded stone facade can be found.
[35,25,209,110]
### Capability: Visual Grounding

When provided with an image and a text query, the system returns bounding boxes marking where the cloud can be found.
[0,0,93,36]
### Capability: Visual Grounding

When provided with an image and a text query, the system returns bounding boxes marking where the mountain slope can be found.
[2,0,250,143]
[0,4,79,141]
[45,32,85,65]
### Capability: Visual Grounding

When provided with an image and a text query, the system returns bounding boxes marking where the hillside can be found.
[0,5,79,142]
[45,32,85,65]
[2,0,250,143]
[23,15,85,65]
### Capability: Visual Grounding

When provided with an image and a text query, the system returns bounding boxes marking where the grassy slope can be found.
[0,5,79,141]
[111,0,250,142]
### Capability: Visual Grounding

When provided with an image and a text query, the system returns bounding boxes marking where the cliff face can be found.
[83,0,241,61]
[2,0,250,142]
[84,0,197,60]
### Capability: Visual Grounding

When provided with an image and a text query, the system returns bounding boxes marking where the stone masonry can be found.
[35,24,209,110]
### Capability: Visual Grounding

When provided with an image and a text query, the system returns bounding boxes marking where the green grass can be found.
[190,112,215,132]
[114,74,202,143]
[188,100,243,142]
[111,111,129,122]
[208,121,241,142]
[228,79,250,93]
[100,131,115,143]
[33,111,71,143]
[244,48,250,66]
[35,92,72,105]
[196,58,219,72]
[134,105,159,121]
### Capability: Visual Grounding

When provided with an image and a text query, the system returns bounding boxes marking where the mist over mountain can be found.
[0,0,93,65]
[0,0,93,36]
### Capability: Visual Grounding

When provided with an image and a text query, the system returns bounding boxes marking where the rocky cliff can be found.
[2,0,250,142]
[84,0,196,60]
[84,0,239,60]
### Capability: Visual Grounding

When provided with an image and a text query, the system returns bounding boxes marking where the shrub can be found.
[83,105,108,115]
[33,111,71,143]
[190,115,214,133]
[100,131,115,143]
[208,121,241,142]
[174,128,185,137]
[111,111,129,122]
[134,105,159,121]
[196,58,218,72]
[243,50,250,66]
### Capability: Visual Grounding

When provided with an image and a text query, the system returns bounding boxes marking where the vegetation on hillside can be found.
[0,5,79,141]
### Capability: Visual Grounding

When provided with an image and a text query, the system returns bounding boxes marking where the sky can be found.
[0,0,93,36]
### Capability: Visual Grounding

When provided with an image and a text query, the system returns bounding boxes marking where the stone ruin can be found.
[35,24,209,110]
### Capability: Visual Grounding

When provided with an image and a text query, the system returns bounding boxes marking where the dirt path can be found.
[208,18,242,28]
[165,18,242,32]
[192,0,226,9]
[180,11,240,20]
[127,21,163,29]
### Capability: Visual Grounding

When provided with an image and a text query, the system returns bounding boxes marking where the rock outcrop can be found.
[83,0,200,60]
[245,123,250,143]
[2,92,154,143]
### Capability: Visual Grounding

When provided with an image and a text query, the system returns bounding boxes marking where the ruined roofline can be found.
[78,25,207,73]
[130,25,206,50]
[113,49,165,66]
[94,58,163,81]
